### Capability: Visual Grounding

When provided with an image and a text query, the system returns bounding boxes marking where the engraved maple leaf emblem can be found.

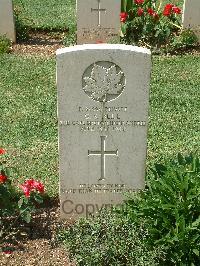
[83,63,125,102]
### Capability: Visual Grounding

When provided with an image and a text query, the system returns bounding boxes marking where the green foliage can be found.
[59,153,199,265]
[59,209,164,266]
[0,35,11,54]
[0,152,19,217]
[0,150,45,240]
[124,153,200,265]
[166,29,199,53]
[120,0,195,51]
[121,0,182,48]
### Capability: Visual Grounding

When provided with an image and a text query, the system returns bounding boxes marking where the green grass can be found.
[0,55,58,196]
[148,55,200,163]
[0,54,199,196]
[13,0,76,31]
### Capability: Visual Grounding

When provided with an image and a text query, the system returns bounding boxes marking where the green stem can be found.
[169,21,182,30]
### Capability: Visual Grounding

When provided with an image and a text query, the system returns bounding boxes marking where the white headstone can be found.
[76,0,121,44]
[0,0,16,42]
[182,0,200,41]
[57,44,151,219]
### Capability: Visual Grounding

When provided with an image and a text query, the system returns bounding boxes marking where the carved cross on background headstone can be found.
[88,135,118,181]
[91,0,106,26]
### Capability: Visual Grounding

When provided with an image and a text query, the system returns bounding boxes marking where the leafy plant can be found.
[58,209,164,266]
[59,153,199,265]
[120,0,183,48]
[0,35,11,54]
[166,29,199,53]
[123,153,200,265]
[0,148,45,240]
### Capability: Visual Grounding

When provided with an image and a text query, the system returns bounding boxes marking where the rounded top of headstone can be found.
[56,44,151,56]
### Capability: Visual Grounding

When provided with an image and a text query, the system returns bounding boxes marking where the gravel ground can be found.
[0,203,76,266]
[12,31,65,57]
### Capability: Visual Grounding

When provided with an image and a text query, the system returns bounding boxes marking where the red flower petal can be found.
[172,6,181,14]
[38,182,44,193]
[0,148,6,155]
[134,0,144,4]
[32,180,45,193]
[147,8,155,16]
[24,179,35,188]
[0,174,7,183]
[20,179,45,196]
[120,12,128,23]
[137,7,144,16]
[163,3,174,16]
[20,184,31,198]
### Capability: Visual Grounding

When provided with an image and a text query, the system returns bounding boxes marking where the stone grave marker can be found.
[76,0,121,44]
[57,44,151,219]
[182,0,200,41]
[0,0,16,42]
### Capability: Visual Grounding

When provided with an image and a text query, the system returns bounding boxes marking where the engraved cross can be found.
[88,136,118,181]
[91,0,106,27]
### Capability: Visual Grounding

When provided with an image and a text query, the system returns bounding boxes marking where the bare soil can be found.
[0,201,76,266]
[12,31,65,57]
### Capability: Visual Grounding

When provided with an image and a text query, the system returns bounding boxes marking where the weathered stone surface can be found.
[57,44,151,219]
[182,0,200,41]
[0,0,16,42]
[77,0,120,44]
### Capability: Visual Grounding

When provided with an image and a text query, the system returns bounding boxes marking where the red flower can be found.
[0,148,6,155]
[0,174,7,184]
[172,6,181,14]
[120,12,128,23]
[20,184,31,198]
[137,7,144,16]
[20,179,44,197]
[32,180,45,193]
[147,8,159,20]
[24,179,35,188]
[163,3,174,16]
[165,3,174,10]
[147,8,155,16]
[134,0,144,4]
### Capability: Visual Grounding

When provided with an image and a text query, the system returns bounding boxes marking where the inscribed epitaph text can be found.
[77,0,121,44]
[57,44,151,219]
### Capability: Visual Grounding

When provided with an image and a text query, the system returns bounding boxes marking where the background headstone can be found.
[182,0,200,41]
[57,44,151,219]
[0,0,16,42]
[76,0,121,44]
